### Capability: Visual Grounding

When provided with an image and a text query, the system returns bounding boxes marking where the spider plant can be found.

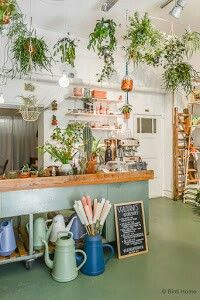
[11,29,52,77]
[53,32,78,67]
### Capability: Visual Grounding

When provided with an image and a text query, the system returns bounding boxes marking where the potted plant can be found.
[88,18,117,82]
[53,33,78,67]
[124,12,164,67]
[52,115,58,125]
[30,168,38,178]
[39,123,84,175]
[51,100,58,111]
[162,35,200,94]
[11,29,52,77]
[0,0,16,25]
[120,104,133,120]
[19,163,30,178]
[82,125,104,174]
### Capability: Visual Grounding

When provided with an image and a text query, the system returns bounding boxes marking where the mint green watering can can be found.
[42,232,87,282]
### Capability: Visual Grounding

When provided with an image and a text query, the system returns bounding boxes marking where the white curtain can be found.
[0,116,38,172]
[0,116,13,171]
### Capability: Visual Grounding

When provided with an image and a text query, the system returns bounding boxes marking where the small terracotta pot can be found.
[25,42,37,55]
[52,119,58,126]
[121,79,133,92]
[3,15,10,24]
[19,172,30,179]
[86,159,97,174]
[123,112,130,120]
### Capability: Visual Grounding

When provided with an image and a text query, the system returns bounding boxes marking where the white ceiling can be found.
[18,0,200,37]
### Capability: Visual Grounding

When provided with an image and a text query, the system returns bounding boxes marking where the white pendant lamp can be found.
[58,73,70,88]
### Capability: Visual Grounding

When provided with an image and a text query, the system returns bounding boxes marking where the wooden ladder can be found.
[173,108,190,199]
[173,107,199,200]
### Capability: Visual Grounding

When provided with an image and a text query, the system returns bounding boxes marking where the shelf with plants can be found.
[65,112,121,118]
[66,95,121,105]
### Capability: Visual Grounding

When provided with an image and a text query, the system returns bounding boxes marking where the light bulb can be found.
[58,73,69,88]
[0,93,5,104]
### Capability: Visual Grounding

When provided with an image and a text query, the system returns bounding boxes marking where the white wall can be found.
[0,26,174,198]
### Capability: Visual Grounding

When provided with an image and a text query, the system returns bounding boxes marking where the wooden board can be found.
[114,201,148,259]
[0,171,154,192]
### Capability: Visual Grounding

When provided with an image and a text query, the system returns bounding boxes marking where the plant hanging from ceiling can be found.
[162,34,200,94]
[124,12,164,67]
[11,29,52,77]
[88,18,117,82]
[53,33,78,67]
[0,0,16,26]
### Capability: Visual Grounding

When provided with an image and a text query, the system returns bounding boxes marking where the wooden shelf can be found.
[65,112,120,118]
[91,127,120,131]
[66,95,121,104]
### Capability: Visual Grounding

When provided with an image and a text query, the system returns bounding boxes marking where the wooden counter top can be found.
[0,170,154,192]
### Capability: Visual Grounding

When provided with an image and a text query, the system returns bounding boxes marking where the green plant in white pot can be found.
[39,122,84,175]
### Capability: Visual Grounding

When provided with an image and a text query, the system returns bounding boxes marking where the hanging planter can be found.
[124,12,164,67]
[51,115,58,126]
[19,94,40,122]
[11,29,52,77]
[53,33,78,67]
[120,104,133,120]
[121,62,133,92]
[88,18,117,82]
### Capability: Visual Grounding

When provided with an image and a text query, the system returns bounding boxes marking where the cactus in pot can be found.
[83,125,96,174]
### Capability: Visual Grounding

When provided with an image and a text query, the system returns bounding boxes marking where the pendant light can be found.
[58,72,69,88]
[0,93,5,104]
[169,0,188,19]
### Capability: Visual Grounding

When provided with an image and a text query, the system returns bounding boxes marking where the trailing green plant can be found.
[163,62,199,94]
[162,35,199,94]
[19,94,38,106]
[182,30,200,59]
[92,138,104,160]
[0,0,16,26]
[11,29,52,77]
[124,12,164,67]
[119,104,133,114]
[53,33,78,67]
[88,18,117,82]
[39,123,84,165]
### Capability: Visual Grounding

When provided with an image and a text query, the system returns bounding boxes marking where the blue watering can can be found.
[0,220,16,256]
[66,213,86,241]
[78,234,114,276]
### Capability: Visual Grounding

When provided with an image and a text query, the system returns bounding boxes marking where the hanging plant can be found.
[11,29,52,77]
[163,62,199,95]
[124,12,164,67]
[119,104,133,120]
[162,35,199,94]
[0,0,16,26]
[182,30,200,59]
[53,33,78,67]
[88,18,117,82]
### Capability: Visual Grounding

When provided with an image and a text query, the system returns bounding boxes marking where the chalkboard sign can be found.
[114,201,148,259]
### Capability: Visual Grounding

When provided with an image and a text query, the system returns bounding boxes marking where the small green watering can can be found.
[42,231,87,282]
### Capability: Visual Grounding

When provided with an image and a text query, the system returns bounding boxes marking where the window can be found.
[137,118,157,134]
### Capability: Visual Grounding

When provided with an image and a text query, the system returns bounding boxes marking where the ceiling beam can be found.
[160,0,174,9]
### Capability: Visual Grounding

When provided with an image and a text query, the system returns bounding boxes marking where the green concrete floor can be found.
[1,198,200,300]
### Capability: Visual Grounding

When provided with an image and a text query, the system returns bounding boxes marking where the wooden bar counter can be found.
[0,171,154,242]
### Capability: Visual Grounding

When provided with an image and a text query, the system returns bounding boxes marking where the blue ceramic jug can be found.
[80,234,114,276]
[0,220,16,256]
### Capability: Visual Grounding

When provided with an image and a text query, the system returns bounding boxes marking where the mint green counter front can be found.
[0,172,153,242]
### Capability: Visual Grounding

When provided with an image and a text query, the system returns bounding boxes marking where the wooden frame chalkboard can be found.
[114,201,148,259]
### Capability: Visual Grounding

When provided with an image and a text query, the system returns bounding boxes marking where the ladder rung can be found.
[188,169,197,172]
[178,113,189,117]
[188,179,200,183]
